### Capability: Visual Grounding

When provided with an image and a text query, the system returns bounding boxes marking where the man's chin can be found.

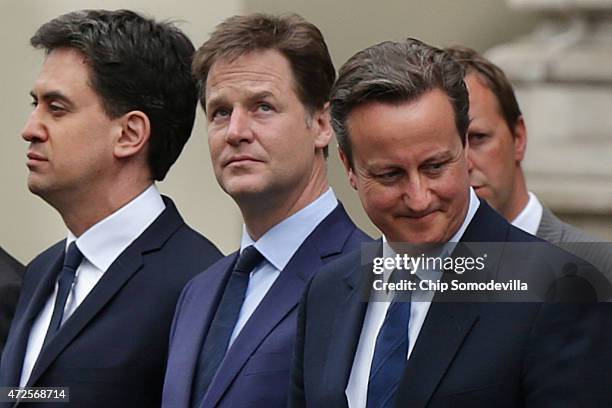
[387,227,446,246]
[27,176,47,196]
[222,182,267,201]
[472,185,491,200]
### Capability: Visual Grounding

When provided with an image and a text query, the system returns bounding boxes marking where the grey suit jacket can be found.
[0,248,24,352]
[537,206,612,281]
[537,206,599,243]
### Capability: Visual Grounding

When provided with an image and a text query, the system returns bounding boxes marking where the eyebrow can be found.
[421,151,454,164]
[30,90,76,110]
[206,90,276,112]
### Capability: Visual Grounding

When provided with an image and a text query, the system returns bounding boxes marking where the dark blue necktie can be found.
[42,242,83,347]
[191,245,264,408]
[366,288,411,408]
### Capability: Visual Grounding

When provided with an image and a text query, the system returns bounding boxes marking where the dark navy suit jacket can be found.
[0,248,24,353]
[290,201,612,408]
[0,197,222,407]
[162,203,371,408]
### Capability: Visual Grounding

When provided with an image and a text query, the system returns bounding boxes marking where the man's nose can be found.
[402,178,431,214]
[225,108,254,145]
[22,109,47,143]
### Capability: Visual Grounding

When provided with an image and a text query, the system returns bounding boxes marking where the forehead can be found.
[205,49,297,104]
[347,89,461,163]
[33,47,93,96]
[465,74,504,119]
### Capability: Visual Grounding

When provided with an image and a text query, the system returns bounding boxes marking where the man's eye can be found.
[468,132,489,145]
[49,104,64,112]
[423,162,446,175]
[375,171,400,180]
[257,103,273,112]
[211,108,230,121]
[30,100,38,108]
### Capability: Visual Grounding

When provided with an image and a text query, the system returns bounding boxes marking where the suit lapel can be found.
[394,302,479,408]
[203,244,321,407]
[462,200,511,243]
[202,204,358,407]
[537,206,564,243]
[392,200,505,407]
[0,245,64,387]
[322,243,380,407]
[23,245,65,323]
[26,249,145,386]
[170,254,236,408]
[27,198,184,386]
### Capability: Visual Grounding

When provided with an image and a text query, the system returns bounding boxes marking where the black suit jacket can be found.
[290,201,612,407]
[0,248,24,353]
[0,197,222,407]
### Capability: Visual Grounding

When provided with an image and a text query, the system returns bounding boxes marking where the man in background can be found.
[163,13,370,408]
[0,247,23,352]
[446,46,598,242]
[0,10,221,407]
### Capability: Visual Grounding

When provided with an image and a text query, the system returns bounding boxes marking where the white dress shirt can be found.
[346,188,480,408]
[228,188,338,348]
[511,191,543,235]
[19,184,165,386]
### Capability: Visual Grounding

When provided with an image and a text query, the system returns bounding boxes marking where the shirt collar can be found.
[511,191,543,235]
[240,188,338,271]
[67,184,166,272]
[382,187,480,281]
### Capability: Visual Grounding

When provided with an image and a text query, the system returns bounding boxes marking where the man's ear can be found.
[114,111,150,159]
[312,103,334,152]
[513,116,527,163]
[339,148,358,190]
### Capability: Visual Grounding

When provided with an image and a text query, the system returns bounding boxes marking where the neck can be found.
[240,163,329,241]
[503,168,530,222]
[50,177,152,237]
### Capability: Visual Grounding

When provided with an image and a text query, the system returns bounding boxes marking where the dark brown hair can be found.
[32,9,198,181]
[192,13,335,115]
[331,38,469,167]
[446,45,522,133]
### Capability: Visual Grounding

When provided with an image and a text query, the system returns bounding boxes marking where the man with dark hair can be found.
[0,248,23,352]
[0,10,222,407]
[446,46,598,242]
[289,38,610,407]
[162,13,369,408]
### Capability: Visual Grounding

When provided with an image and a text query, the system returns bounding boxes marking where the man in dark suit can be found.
[289,38,611,407]
[162,14,370,408]
[0,248,24,352]
[0,10,222,407]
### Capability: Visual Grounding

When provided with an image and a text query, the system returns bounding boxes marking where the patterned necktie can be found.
[191,245,264,407]
[42,242,83,348]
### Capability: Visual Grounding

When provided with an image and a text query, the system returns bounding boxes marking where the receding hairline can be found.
[465,71,521,133]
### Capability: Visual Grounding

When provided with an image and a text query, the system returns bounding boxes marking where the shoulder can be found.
[26,240,64,272]
[0,248,24,284]
[186,252,237,288]
[539,206,600,243]
[309,247,363,294]
[346,227,373,247]
[169,223,223,259]
[310,201,373,255]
